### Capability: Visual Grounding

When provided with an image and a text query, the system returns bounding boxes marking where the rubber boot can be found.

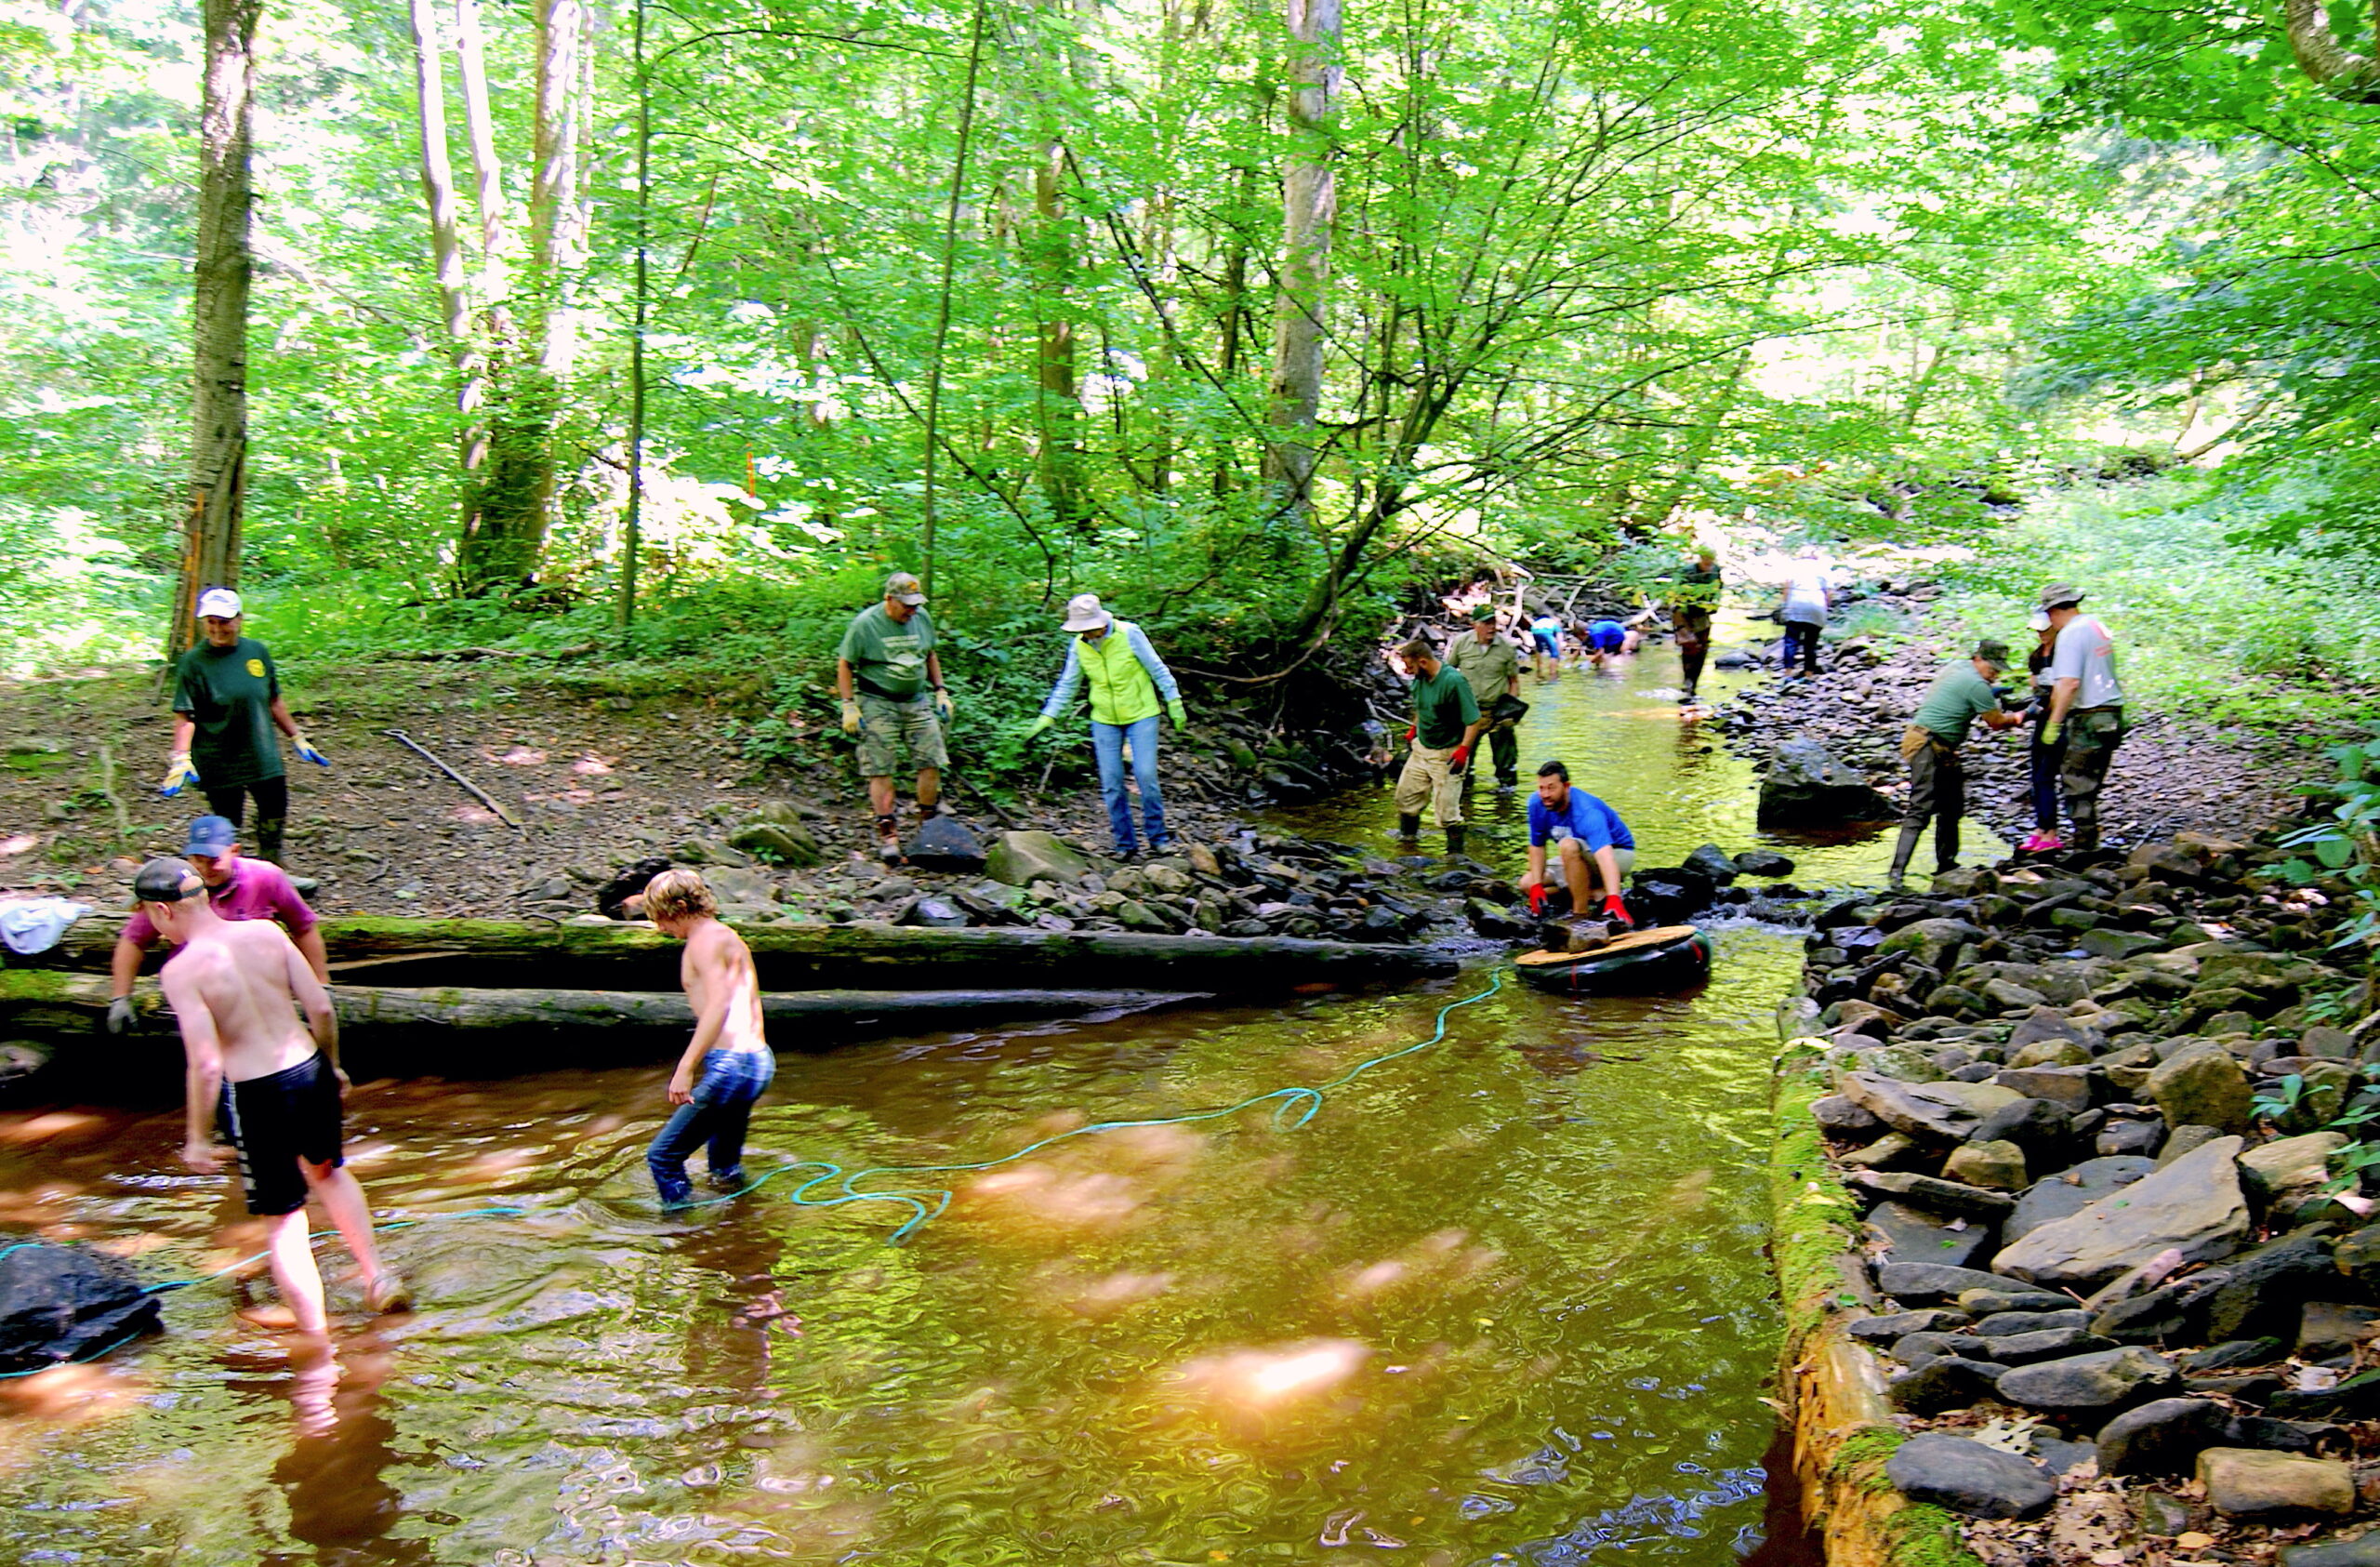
[256,817,286,867]
[1885,824,1923,891]
[1396,813,1421,844]
[1936,819,1961,877]
[1444,824,1466,857]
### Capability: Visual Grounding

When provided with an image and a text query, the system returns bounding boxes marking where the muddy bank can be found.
[1769,818,2380,1567]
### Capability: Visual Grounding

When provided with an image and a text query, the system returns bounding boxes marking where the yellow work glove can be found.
[840,699,862,736]
[161,753,198,796]
[1167,699,1187,730]
[1027,715,1055,737]
[932,689,955,723]
[2042,718,2063,747]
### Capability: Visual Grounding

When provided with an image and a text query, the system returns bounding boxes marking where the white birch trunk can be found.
[1261,0,1340,523]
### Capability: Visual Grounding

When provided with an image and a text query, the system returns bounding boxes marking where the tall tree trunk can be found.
[405,0,486,479]
[1260,0,1340,528]
[448,0,555,595]
[1211,155,1256,500]
[174,0,261,659]
[529,0,587,379]
[1030,134,1084,531]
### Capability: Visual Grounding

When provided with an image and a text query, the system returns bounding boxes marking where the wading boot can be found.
[875,814,903,866]
[1396,813,1421,848]
[1885,824,1923,892]
[256,816,286,867]
[1444,824,1466,857]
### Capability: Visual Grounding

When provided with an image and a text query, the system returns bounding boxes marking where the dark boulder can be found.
[1758,735,1896,828]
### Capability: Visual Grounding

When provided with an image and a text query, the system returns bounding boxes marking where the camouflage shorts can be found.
[856,692,948,777]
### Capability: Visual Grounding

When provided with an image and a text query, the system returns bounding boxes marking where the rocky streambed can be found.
[1772,828,2380,1567]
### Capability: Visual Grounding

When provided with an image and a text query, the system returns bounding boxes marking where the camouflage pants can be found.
[2058,707,2125,845]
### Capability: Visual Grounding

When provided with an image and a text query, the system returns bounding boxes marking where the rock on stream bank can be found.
[1769,829,2380,1567]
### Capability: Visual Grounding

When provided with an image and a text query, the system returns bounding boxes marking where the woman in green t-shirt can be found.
[162,589,329,866]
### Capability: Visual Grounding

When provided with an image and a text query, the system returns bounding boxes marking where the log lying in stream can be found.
[21,914,1454,994]
[0,969,1210,1089]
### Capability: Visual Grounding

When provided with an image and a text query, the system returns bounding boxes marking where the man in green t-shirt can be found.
[1394,639,1488,857]
[828,571,954,865]
[1445,605,1524,793]
[1888,637,2021,889]
[1667,544,1723,707]
[162,588,329,867]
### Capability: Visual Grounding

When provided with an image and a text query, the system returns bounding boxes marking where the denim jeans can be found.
[2028,710,2066,831]
[647,1048,775,1206]
[1779,620,1821,673]
[1091,714,1167,853]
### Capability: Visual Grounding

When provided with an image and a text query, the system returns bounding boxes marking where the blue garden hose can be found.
[688,970,1507,1242]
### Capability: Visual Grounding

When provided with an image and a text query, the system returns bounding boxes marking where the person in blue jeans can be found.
[1027,593,1189,858]
[642,870,775,1207]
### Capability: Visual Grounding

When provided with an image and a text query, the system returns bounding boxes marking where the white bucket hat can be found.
[195,587,243,619]
[1061,592,1111,633]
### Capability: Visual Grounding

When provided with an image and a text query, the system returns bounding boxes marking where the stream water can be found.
[0,624,1934,1565]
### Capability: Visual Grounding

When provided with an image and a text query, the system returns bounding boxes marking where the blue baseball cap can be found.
[182,816,238,856]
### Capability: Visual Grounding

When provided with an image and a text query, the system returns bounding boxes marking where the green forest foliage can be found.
[1,0,2375,731]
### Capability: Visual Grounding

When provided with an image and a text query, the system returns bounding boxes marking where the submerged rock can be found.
[1758,735,1895,827]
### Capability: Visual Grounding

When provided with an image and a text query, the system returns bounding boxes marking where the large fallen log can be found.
[0,969,1209,1089]
[20,914,1453,993]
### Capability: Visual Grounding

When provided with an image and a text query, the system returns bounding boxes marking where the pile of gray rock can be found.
[1795,830,2380,1556]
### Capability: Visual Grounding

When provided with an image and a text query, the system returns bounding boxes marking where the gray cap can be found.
[884,572,927,606]
[2036,581,2084,611]
[1974,638,2010,669]
[133,857,202,903]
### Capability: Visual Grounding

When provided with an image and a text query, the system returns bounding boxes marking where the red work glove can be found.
[1601,894,1633,925]
[1448,745,1471,772]
[1526,884,1548,915]
[1407,724,1417,744]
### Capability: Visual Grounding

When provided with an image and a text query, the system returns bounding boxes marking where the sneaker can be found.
[2032,831,2065,851]
[364,1270,414,1314]
[876,835,903,866]
[1495,780,1516,795]
[707,1168,746,1193]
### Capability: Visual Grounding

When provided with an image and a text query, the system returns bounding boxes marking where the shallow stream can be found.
[0,625,1921,1564]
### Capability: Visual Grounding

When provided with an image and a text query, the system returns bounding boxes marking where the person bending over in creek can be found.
[141,857,409,1335]
[1580,618,1640,669]
[1519,760,1637,925]
[643,870,775,1209]
[1887,638,2023,890]
[107,815,326,1038]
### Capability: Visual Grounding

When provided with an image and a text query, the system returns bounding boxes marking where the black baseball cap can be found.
[134,857,203,903]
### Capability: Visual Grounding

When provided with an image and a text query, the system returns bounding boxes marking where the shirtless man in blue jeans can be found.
[644,870,775,1207]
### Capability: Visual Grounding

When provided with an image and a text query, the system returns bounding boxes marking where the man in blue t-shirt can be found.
[1520,760,1637,923]
[1581,618,1640,668]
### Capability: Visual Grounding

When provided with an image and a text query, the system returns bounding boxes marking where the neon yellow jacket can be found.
[1039,619,1182,726]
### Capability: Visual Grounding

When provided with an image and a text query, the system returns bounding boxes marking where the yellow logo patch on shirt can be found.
[246,658,266,677]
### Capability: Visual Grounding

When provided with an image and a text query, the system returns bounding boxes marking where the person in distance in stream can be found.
[1887,638,2023,890]
[1527,609,1567,681]
[1025,593,1189,859]
[2018,609,2067,852]
[1393,639,1488,857]
[1668,543,1723,706]
[1518,760,1637,924]
[1445,604,1524,795]
[1775,548,1831,678]
[2037,581,2128,854]
[1580,617,1641,669]
[106,815,327,1039]
[140,857,408,1335]
[642,870,775,1208]
[826,570,954,866]
[162,588,331,869]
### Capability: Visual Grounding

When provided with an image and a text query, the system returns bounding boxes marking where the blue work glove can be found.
[1167,699,1187,731]
[932,688,955,723]
[291,732,330,767]
[161,753,198,796]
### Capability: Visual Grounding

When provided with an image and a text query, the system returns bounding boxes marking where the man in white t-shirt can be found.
[2038,581,2126,851]
[1777,549,1831,676]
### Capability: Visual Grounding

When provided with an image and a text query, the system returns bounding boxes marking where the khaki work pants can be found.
[1394,743,1464,829]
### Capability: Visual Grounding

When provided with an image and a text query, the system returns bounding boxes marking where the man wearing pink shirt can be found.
[107,816,328,1034]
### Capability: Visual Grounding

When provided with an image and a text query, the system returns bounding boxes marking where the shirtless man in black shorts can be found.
[139,857,409,1334]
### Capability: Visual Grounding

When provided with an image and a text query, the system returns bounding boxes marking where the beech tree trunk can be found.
[406,0,487,478]
[2282,0,2380,96]
[529,0,587,379]
[173,0,262,659]
[1032,133,1085,530]
[1260,0,1340,528]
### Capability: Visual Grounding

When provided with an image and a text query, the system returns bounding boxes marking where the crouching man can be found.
[141,857,408,1335]
[1518,761,1636,924]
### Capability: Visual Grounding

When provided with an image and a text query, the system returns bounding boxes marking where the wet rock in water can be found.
[1865,1202,1992,1269]
[1757,734,1895,828]
[2148,1043,2254,1135]
[1995,1345,2180,1411]
[1736,848,1795,877]
[1993,1135,2248,1290]
[1889,1355,2012,1414]
[2197,1448,2356,1518]
[2096,1397,2228,1477]
[985,830,1094,887]
[1465,897,1531,940]
[1884,1432,2055,1520]
[1684,843,1740,883]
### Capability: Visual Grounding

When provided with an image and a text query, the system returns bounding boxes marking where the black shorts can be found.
[220,1051,344,1216]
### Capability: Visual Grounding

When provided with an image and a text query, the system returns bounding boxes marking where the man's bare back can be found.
[162,917,327,1084]
[680,919,766,1056]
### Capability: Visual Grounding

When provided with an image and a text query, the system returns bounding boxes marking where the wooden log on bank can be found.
[0,969,1211,1089]
[20,914,1454,994]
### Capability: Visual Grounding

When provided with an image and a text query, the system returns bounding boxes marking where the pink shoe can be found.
[2022,831,2064,852]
